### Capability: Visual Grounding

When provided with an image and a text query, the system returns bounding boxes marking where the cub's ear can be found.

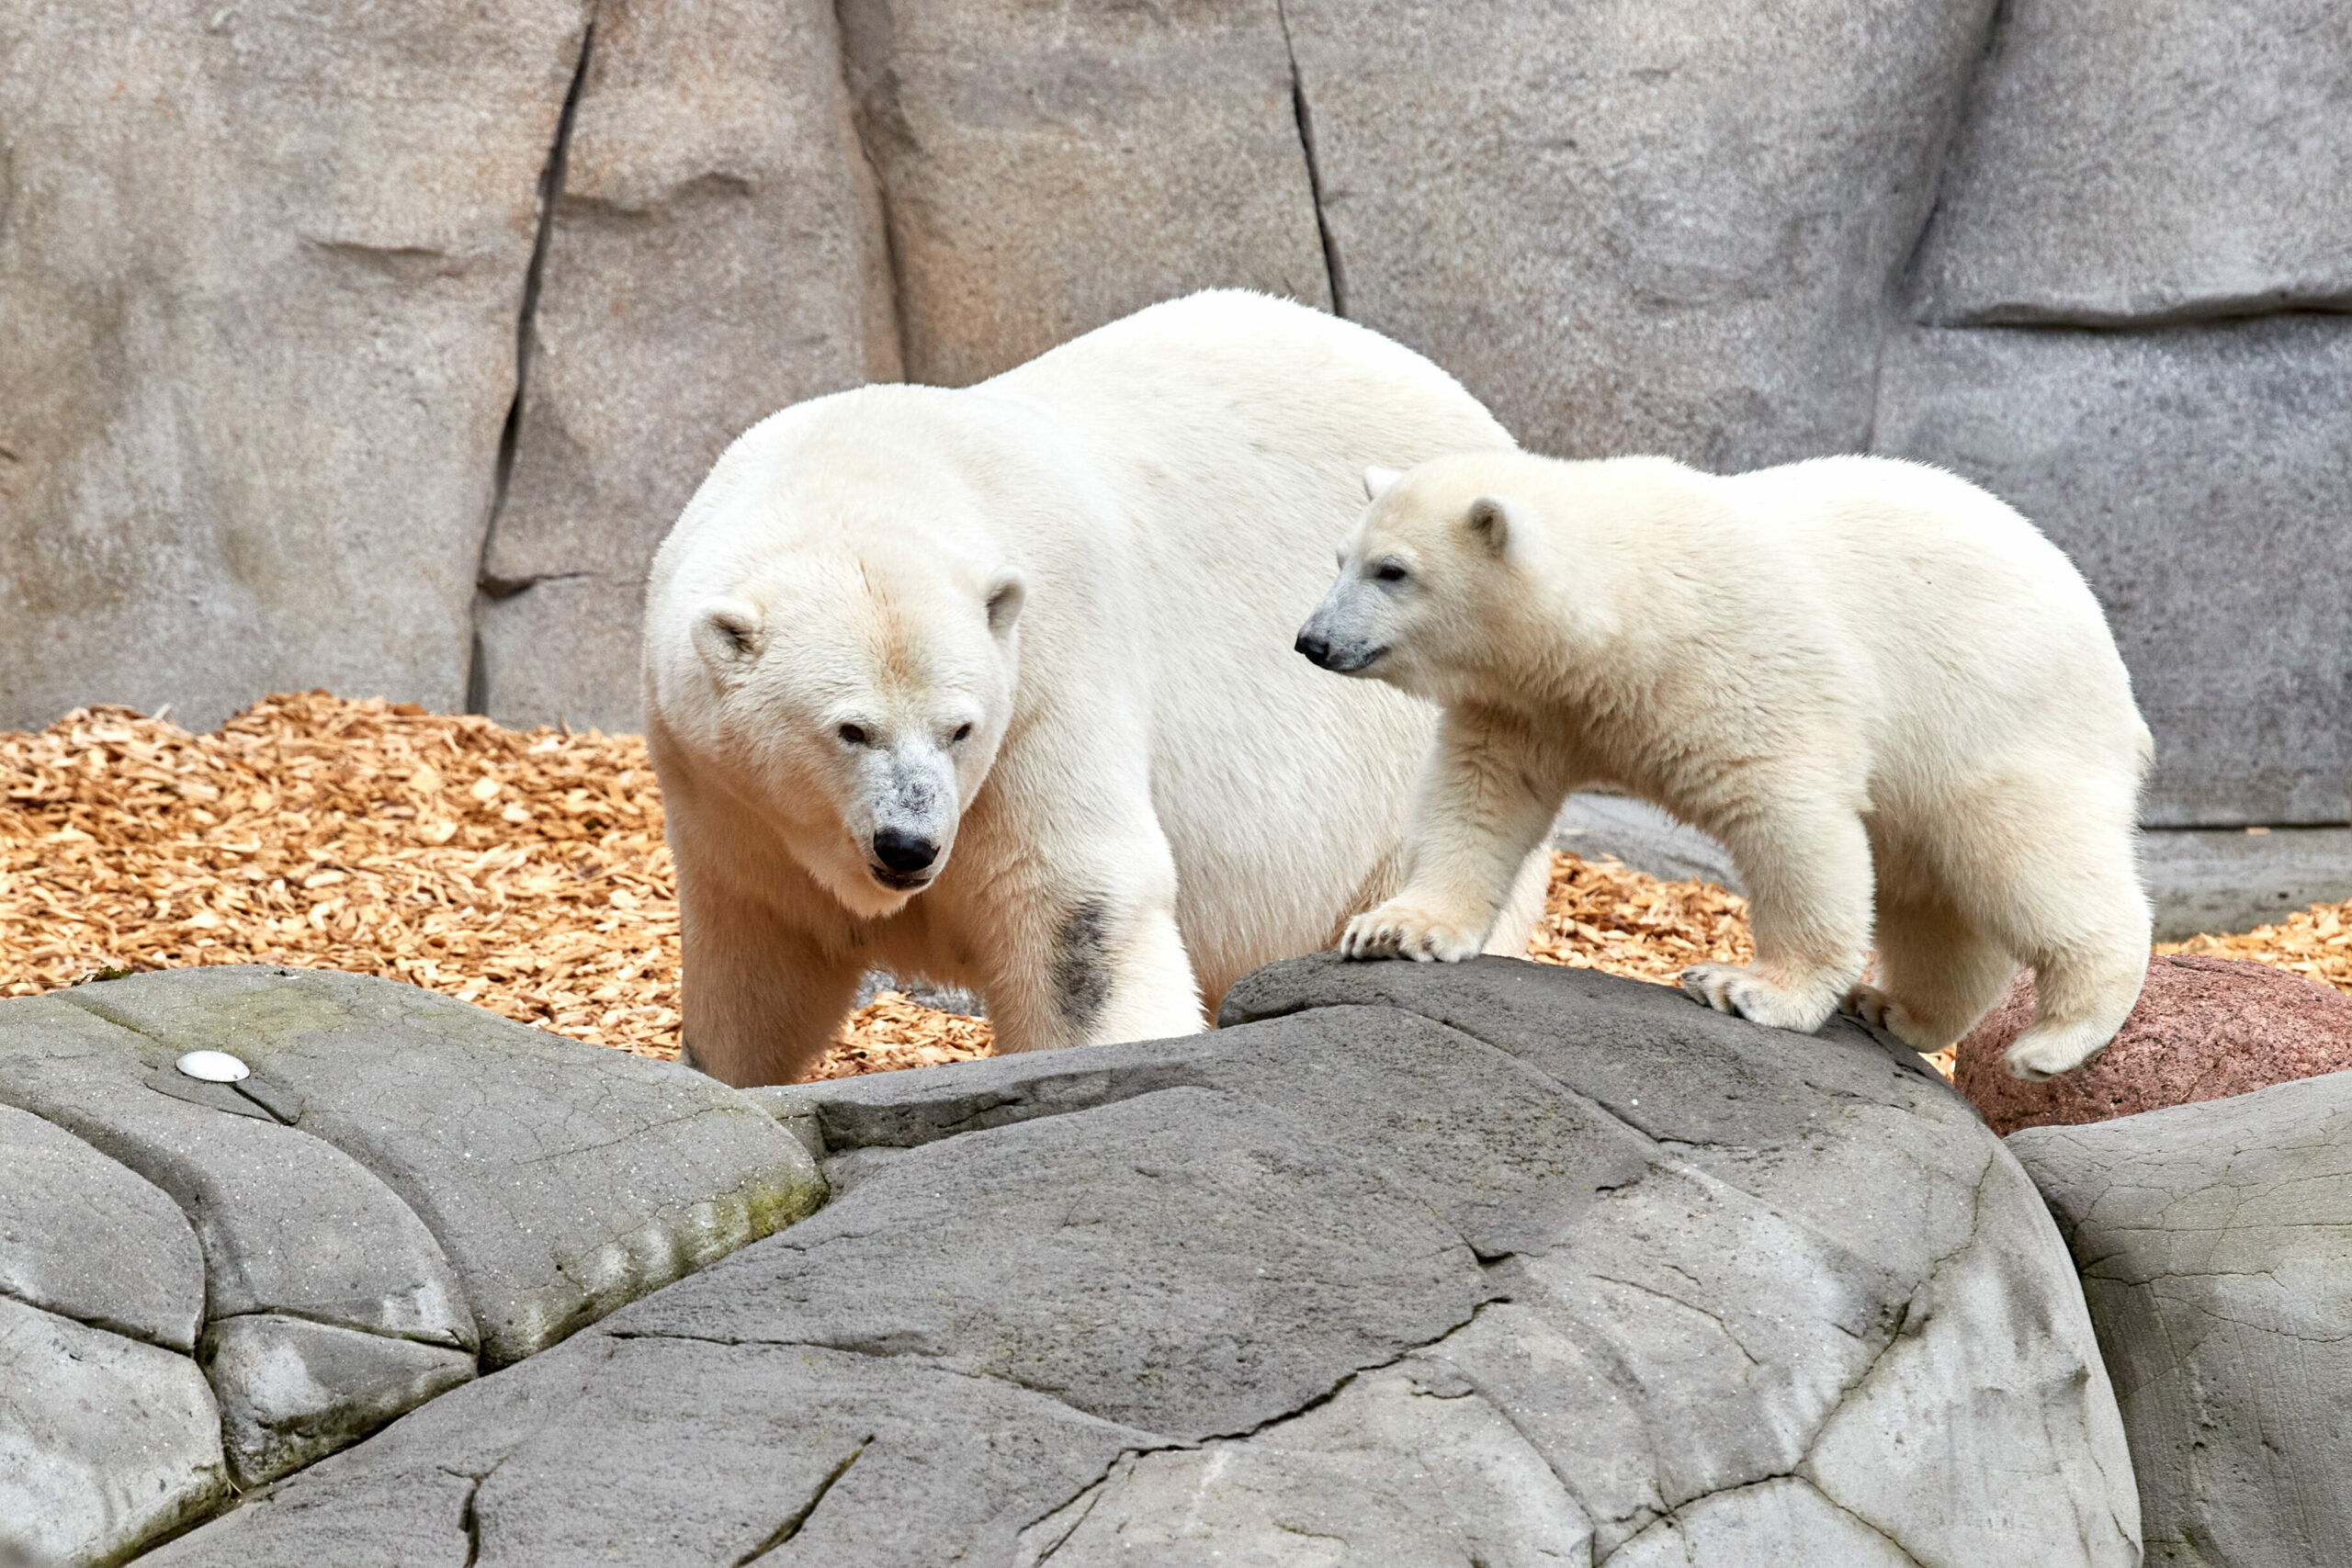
[1465,495,1514,556]
[691,598,765,670]
[1363,465,1404,502]
[985,570,1027,637]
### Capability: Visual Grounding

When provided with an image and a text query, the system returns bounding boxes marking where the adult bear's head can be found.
[646,391,1028,919]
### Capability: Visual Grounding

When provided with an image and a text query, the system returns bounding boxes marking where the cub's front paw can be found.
[1679,964,1836,1032]
[1341,902,1485,964]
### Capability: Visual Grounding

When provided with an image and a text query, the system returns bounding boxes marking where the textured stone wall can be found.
[2,0,2343,824]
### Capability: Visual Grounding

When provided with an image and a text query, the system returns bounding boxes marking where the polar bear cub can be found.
[1296,450,2154,1080]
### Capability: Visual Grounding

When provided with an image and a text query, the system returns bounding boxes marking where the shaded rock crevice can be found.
[1273,0,1344,317]
[733,1435,871,1566]
[468,15,597,710]
[830,0,915,381]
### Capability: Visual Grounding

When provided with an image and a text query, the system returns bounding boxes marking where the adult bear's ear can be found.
[692,598,765,669]
[1363,465,1403,502]
[1466,496,1514,556]
[985,570,1027,637]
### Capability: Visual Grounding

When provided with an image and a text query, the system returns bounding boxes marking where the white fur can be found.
[1301,450,2154,1080]
[644,292,1548,1086]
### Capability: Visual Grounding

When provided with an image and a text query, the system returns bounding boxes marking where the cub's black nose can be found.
[872,828,939,874]
[1295,631,1331,667]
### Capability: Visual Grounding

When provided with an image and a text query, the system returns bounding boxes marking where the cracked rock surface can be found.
[149,956,2135,1566]
[0,966,821,1563]
[2011,1070,2352,1566]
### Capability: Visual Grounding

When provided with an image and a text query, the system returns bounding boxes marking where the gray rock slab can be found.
[1283,0,1995,468]
[836,0,1329,389]
[1553,793,1745,892]
[169,957,2135,1565]
[1910,0,2352,325]
[202,1314,477,1489]
[59,966,822,1367]
[2011,1072,2352,1566]
[475,0,898,733]
[619,1084,1495,1441]
[0,0,590,732]
[0,996,473,1349]
[0,1294,225,1568]
[0,1102,203,1352]
[1019,1361,1595,1565]
[1872,314,2352,827]
[2143,825,2352,941]
[145,1333,1160,1568]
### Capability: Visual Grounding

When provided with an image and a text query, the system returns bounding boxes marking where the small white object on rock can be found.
[176,1050,251,1083]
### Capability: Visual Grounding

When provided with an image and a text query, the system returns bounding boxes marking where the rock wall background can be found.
[2,0,2345,827]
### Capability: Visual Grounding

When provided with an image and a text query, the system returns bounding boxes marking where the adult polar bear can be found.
[645,292,1548,1086]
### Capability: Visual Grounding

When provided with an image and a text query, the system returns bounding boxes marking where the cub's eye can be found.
[951,723,974,744]
[1373,560,1409,583]
[837,724,869,746]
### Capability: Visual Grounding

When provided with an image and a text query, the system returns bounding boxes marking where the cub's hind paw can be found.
[1341,902,1484,964]
[2005,1027,2109,1081]
[1839,984,1943,1053]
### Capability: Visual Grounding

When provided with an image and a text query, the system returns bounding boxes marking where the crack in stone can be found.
[733,1435,870,1565]
[438,1454,508,1568]
[204,1305,476,1356]
[1593,1475,1928,1568]
[468,13,594,712]
[1273,0,1344,316]
[0,1280,196,1355]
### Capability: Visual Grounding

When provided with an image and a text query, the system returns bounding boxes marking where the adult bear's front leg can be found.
[967,828,1207,1055]
[675,868,863,1087]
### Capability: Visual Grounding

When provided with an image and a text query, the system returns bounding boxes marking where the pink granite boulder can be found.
[1955,953,2352,1135]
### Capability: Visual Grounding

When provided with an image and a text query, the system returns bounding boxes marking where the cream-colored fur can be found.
[644,292,1546,1086]
[1299,450,2154,1081]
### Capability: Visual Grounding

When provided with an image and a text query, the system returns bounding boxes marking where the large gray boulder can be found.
[0,0,591,733]
[0,1108,226,1567]
[836,0,1330,389]
[0,967,820,1556]
[1909,0,2352,325]
[0,1295,227,1568]
[2011,1072,2352,1567]
[0,1102,203,1352]
[473,0,899,734]
[61,966,825,1366]
[1283,0,1995,468]
[1871,313,2352,827]
[151,956,2137,1566]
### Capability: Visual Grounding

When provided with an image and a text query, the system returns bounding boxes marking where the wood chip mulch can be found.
[4,694,2342,1086]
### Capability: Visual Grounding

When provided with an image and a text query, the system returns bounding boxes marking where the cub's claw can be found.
[1341,902,1484,964]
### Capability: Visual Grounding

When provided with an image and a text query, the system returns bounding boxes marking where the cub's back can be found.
[1724,455,2142,785]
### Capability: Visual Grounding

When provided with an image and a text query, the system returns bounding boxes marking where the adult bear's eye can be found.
[837,724,869,746]
[951,723,973,744]
[1374,560,1409,583]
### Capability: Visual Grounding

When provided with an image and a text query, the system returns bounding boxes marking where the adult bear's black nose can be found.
[1295,630,1331,667]
[872,828,939,874]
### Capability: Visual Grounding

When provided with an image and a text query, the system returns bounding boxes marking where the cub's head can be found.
[649,454,1026,919]
[1295,453,1538,703]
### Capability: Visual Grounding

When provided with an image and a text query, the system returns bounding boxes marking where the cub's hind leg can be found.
[1940,797,2151,1080]
[1842,890,2018,1055]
